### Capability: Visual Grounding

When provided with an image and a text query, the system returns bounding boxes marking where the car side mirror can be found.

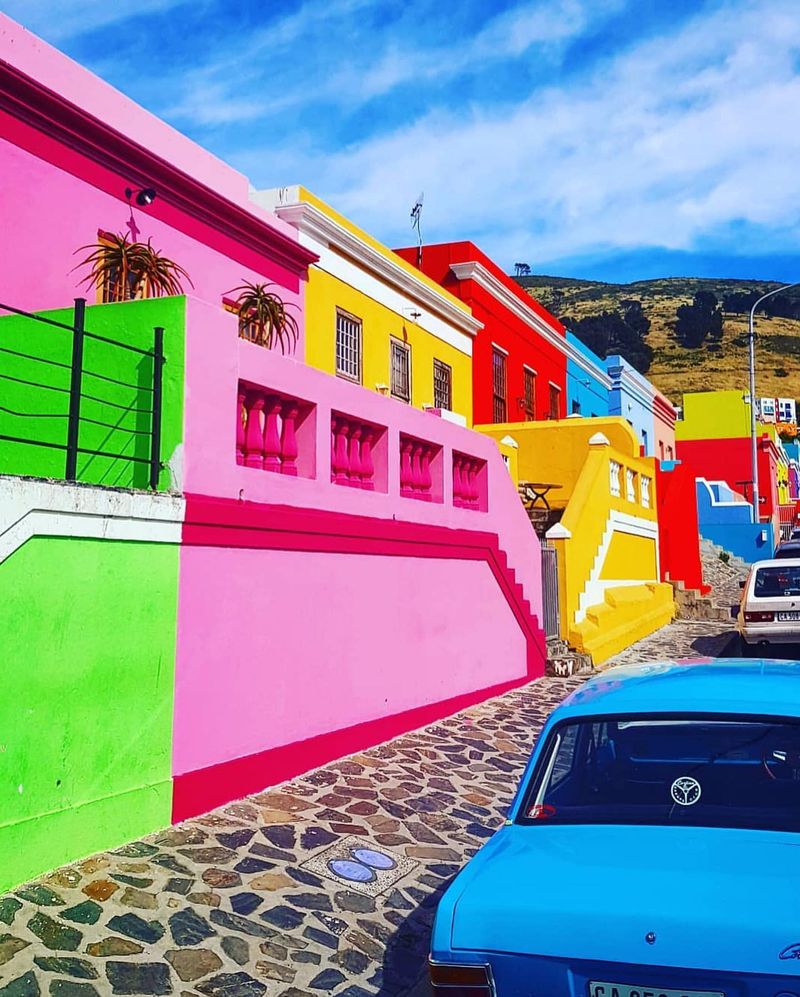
[739,580,745,589]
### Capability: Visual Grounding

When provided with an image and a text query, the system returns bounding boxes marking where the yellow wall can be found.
[304,267,473,423]
[600,532,658,580]
[676,390,773,441]
[477,417,641,507]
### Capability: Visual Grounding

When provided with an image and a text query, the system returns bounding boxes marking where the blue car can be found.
[430,660,800,997]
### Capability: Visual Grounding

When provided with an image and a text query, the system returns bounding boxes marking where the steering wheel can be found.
[761,739,800,781]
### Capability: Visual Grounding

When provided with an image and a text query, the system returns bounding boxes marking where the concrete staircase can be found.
[571,583,675,666]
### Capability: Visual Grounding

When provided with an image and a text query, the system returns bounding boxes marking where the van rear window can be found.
[754,565,800,598]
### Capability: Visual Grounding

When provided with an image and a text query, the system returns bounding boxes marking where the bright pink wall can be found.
[174,546,526,777]
[182,297,543,614]
[0,133,306,353]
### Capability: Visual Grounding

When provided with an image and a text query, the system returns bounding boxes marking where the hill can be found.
[517,275,800,405]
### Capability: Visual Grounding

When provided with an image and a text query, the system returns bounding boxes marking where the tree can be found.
[564,306,654,374]
[514,262,531,277]
[674,291,723,349]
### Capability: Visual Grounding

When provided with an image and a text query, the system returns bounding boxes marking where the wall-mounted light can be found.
[125,186,157,207]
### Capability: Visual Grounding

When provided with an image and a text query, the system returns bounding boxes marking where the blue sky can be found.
[7,0,800,282]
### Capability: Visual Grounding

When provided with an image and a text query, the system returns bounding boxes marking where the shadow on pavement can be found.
[381,877,445,996]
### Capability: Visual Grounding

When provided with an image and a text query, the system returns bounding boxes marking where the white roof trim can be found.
[449,260,612,389]
[275,202,482,338]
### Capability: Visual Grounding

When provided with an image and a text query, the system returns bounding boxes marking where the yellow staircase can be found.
[569,583,675,665]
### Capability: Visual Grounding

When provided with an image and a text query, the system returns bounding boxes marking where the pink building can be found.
[0,15,315,346]
[1,14,546,839]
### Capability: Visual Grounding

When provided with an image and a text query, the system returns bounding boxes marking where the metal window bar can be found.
[0,298,166,489]
[335,311,362,382]
[492,349,507,423]
[541,542,561,639]
[433,359,452,411]
[391,339,411,402]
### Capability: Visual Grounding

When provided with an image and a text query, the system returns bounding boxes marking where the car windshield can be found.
[753,565,800,597]
[520,715,800,832]
[775,545,800,559]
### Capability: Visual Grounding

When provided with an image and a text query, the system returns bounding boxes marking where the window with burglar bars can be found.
[433,359,452,411]
[390,338,411,403]
[523,367,536,420]
[549,383,561,420]
[492,349,507,423]
[335,310,362,382]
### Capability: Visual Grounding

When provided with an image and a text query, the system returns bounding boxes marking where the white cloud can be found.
[2,0,193,41]
[284,0,800,267]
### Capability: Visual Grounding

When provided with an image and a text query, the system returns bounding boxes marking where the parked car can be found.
[774,539,800,558]
[736,558,800,651]
[429,660,800,997]
[791,527,800,540]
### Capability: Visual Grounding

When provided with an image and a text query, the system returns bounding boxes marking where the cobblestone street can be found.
[0,543,754,997]
[0,678,583,997]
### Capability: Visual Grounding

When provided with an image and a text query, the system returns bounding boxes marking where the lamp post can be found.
[748,280,800,517]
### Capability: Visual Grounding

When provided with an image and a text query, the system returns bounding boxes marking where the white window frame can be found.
[335,309,362,383]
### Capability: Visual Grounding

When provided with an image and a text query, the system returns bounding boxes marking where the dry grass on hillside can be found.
[521,277,800,404]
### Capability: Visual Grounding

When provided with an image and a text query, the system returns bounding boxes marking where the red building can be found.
[394,242,568,425]
[676,434,783,536]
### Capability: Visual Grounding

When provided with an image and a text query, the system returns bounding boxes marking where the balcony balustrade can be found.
[399,434,442,502]
[237,382,314,478]
[453,452,487,511]
[331,413,385,491]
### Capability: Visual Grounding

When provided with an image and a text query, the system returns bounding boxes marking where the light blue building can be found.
[606,355,656,456]
[565,332,610,418]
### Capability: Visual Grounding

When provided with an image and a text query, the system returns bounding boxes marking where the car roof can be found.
[556,659,800,721]
[751,557,800,568]
[777,543,800,551]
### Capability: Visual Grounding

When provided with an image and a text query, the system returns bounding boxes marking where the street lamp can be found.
[748,280,800,516]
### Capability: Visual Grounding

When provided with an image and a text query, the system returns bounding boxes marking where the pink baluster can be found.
[465,459,479,508]
[453,454,464,507]
[236,388,247,465]
[400,437,414,496]
[360,425,375,491]
[333,418,351,485]
[420,445,433,501]
[263,395,283,473]
[348,423,363,488]
[244,391,266,469]
[280,400,299,476]
[411,442,424,497]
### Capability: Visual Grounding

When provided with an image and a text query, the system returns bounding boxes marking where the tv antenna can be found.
[410,191,424,268]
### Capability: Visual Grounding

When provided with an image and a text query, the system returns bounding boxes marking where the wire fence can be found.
[0,298,165,489]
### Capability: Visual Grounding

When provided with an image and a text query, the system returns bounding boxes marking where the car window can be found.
[753,565,800,597]
[519,715,800,832]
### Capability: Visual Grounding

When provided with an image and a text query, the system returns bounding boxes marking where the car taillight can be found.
[745,611,775,622]
[430,960,493,997]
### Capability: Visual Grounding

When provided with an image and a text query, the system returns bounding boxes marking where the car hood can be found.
[450,824,800,975]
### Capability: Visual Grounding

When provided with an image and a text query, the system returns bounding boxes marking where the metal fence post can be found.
[65,297,86,480]
[149,326,165,490]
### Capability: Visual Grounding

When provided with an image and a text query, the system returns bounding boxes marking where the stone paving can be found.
[0,677,583,997]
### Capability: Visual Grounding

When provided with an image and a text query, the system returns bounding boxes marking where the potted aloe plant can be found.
[74,233,192,301]
[227,280,299,353]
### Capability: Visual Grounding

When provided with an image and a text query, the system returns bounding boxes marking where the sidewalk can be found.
[0,677,582,996]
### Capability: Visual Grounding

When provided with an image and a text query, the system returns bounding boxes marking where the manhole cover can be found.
[301,835,417,896]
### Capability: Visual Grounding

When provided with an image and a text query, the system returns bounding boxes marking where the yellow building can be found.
[479,417,674,665]
[252,186,479,424]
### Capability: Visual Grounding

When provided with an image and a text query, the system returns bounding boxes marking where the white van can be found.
[736,558,800,652]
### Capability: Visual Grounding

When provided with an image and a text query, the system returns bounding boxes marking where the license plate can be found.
[589,984,724,997]
[777,611,800,621]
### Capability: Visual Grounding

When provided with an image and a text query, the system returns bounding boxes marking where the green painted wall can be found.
[0,535,179,892]
[0,297,185,490]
